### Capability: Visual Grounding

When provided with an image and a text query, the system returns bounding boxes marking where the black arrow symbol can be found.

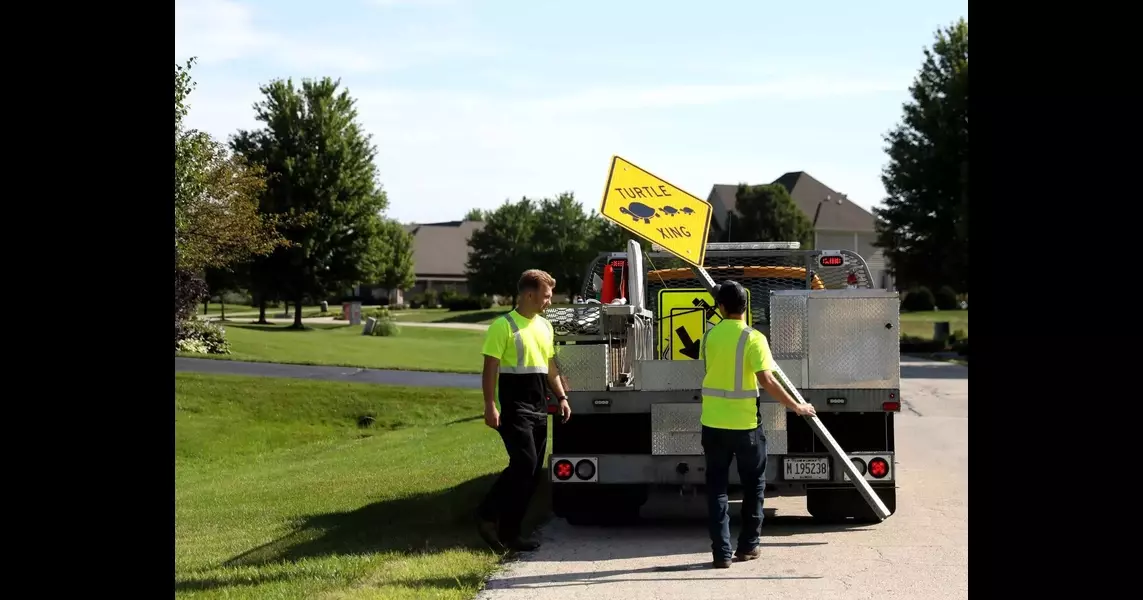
[676,326,700,359]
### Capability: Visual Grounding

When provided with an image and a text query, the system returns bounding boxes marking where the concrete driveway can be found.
[476,356,968,600]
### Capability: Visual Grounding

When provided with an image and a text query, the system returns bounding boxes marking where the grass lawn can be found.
[176,372,550,599]
[178,322,486,374]
[899,309,969,339]
[390,307,510,325]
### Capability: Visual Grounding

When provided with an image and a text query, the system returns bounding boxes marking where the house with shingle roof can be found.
[358,219,486,305]
[705,171,892,289]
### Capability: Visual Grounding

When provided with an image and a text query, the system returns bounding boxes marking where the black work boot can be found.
[502,535,541,552]
[735,546,762,562]
[712,556,732,569]
[476,519,505,552]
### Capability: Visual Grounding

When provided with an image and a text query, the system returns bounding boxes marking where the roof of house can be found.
[707,172,876,232]
[406,220,485,277]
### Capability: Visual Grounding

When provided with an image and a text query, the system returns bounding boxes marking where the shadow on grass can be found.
[178,472,540,594]
[225,473,504,567]
[224,322,350,333]
[435,310,507,324]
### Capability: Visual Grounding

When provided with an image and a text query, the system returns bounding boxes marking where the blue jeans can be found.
[701,424,767,561]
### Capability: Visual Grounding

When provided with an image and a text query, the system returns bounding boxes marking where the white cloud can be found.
[175,0,497,74]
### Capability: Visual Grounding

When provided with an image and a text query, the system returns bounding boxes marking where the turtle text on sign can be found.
[600,156,713,268]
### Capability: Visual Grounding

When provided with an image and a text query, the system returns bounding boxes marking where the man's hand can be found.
[793,403,817,417]
[559,399,572,423]
[484,405,500,429]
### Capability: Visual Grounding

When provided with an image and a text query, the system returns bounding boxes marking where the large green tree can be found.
[721,183,814,248]
[232,77,391,328]
[533,193,600,297]
[377,218,416,302]
[174,58,285,277]
[465,198,539,306]
[874,18,969,292]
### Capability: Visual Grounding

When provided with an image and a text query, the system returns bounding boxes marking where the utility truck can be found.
[543,240,901,524]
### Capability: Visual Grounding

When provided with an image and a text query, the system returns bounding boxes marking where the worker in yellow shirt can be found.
[476,269,572,552]
[700,280,816,568]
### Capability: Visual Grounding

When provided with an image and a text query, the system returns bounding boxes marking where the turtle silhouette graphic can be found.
[619,202,658,224]
[660,206,679,216]
[680,207,695,215]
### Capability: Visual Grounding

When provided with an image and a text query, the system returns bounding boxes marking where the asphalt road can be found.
[174,357,480,389]
[475,356,968,600]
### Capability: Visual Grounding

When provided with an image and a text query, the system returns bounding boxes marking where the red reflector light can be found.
[553,460,573,480]
[869,458,889,478]
[889,392,896,399]
[882,401,900,412]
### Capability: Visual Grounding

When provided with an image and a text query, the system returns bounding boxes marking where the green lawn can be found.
[899,309,968,339]
[176,372,550,599]
[179,322,487,374]
[390,307,511,325]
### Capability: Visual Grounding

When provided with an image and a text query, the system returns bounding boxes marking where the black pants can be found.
[701,424,767,561]
[477,412,548,540]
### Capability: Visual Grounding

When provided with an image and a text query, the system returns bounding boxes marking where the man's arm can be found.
[480,320,508,428]
[545,320,571,422]
[547,357,571,423]
[748,332,816,417]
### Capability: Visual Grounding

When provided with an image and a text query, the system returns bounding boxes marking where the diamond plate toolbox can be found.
[769,292,808,359]
[635,360,704,391]
[652,403,702,455]
[555,344,609,392]
[806,291,900,389]
[651,402,789,455]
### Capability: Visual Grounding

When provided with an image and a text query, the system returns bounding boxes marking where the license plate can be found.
[784,457,830,480]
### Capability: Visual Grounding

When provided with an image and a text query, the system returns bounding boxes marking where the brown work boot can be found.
[712,557,732,569]
[735,546,762,561]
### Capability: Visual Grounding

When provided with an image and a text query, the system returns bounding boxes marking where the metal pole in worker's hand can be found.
[771,364,892,520]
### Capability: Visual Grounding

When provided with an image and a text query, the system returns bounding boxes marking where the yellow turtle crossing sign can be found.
[599,156,713,268]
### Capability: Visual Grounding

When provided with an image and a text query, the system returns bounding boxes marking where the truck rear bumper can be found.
[549,452,895,487]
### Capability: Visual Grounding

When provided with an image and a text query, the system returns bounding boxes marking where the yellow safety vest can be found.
[700,319,773,430]
[481,310,554,374]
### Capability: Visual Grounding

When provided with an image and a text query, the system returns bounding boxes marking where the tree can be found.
[465,198,540,306]
[723,183,814,248]
[377,218,416,302]
[533,193,599,297]
[174,58,285,276]
[463,208,489,221]
[231,76,391,328]
[874,18,969,292]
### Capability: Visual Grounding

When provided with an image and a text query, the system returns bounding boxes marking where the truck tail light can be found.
[882,401,900,412]
[575,459,596,480]
[553,459,573,481]
[868,457,889,478]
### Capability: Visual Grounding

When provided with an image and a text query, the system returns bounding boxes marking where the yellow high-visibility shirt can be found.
[699,318,776,430]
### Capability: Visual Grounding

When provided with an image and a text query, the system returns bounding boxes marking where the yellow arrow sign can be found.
[599,156,713,267]
[656,287,751,360]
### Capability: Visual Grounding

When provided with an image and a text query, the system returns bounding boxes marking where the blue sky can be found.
[176,0,968,225]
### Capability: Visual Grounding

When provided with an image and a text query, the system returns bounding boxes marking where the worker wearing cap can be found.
[476,269,572,553]
[700,280,817,568]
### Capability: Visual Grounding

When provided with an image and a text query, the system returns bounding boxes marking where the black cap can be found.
[714,280,748,314]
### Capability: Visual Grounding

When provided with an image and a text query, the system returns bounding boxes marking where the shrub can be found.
[948,328,969,344]
[176,319,231,354]
[934,286,958,310]
[369,317,400,337]
[899,334,946,353]
[953,339,968,356]
[444,294,494,311]
[901,286,935,312]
